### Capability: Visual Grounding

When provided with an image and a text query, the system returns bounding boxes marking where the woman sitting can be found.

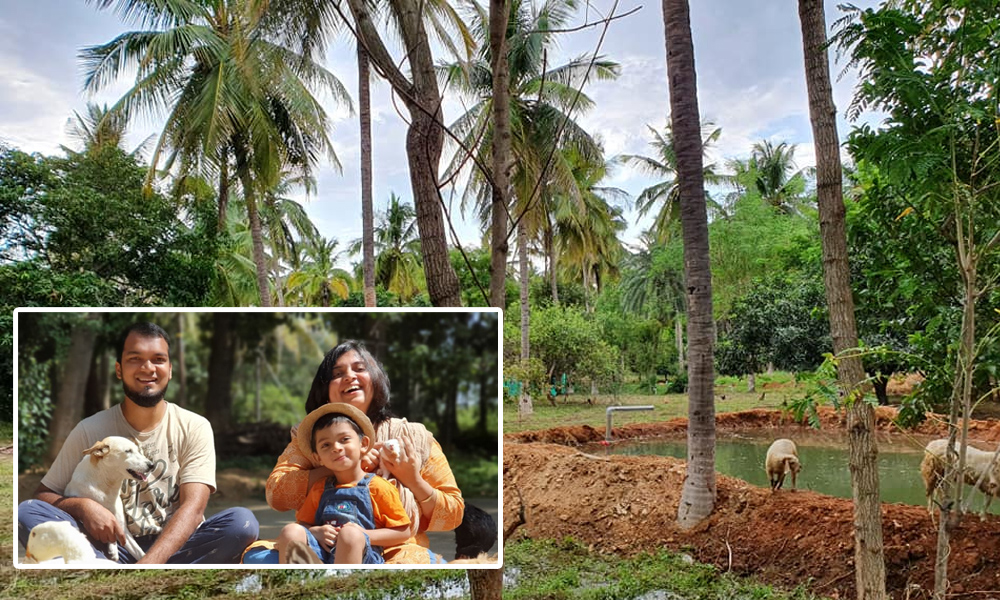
[247,340,465,564]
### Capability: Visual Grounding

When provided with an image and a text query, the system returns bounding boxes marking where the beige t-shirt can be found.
[41,402,216,537]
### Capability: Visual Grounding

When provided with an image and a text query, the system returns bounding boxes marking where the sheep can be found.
[765,438,801,491]
[23,521,119,566]
[920,438,1000,520]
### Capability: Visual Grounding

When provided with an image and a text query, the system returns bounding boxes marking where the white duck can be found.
[24,521,120,566]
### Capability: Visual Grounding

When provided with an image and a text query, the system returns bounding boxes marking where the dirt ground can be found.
[503,407,1000,600]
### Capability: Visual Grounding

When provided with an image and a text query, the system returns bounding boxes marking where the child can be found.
[275,403,411,564]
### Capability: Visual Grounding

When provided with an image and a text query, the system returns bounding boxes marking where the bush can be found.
[664,370,688,393]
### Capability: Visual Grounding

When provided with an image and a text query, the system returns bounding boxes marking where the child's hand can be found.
[309,524,339,552]
[361,446,380,473]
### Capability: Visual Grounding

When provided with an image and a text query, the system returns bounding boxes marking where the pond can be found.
[585,430,1000,514]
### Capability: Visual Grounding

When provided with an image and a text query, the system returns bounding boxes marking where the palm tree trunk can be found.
[663,0,716,530]
[488,0,512,311]
[238,166,272,307]
[359,43,377,308]
[218,150,230,234]
[519,218,530,375]
[798,2,885,598]
[546,222,559,305]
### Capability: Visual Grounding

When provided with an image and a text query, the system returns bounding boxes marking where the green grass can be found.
[504,378,802,434]
[503,537,827,600]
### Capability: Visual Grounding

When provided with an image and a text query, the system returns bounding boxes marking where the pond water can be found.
[585,430,1000,514]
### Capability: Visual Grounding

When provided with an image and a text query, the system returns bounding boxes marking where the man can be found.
[18,322,259,564]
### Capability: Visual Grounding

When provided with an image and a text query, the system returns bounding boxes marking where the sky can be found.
[0,0,880,265]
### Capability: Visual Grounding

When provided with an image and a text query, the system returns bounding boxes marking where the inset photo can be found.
[14,308,501,570]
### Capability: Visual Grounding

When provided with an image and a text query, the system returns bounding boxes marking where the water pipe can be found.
[606,405,654,442]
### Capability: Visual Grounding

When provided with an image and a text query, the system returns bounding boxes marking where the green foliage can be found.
[716,274,831,377]
[836,1,1000,413]
[16,356,52,470]
[527,305,620,394]
[504,357,548,401]
[449,246,499,308]
[447,453,498,497]
[709,194,820,317]
[785,355,840,429]
[664,369,688,393]
[0,145,217,306]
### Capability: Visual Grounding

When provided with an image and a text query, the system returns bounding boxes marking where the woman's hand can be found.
[309,524,340,552]
[380,434,422,489]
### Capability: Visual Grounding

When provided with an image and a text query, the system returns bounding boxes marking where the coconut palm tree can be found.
[286,236,353,306]
[350,193,425,303]
[553,146,628,310]
[620,121,723,243]
[731,140,811,214]
[443,0,619,373]
[620,236,687,375]
[662,0,716,530]
[63,102,153,157]
[82,0,351,307]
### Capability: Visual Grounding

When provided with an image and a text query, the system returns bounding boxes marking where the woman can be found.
[264,340,465,564]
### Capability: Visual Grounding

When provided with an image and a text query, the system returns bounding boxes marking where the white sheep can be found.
[920,438,1000,520]
[23,521,120,566]
[765,438,801,491]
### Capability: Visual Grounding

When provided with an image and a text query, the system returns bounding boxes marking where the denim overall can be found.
[304,473,383,564]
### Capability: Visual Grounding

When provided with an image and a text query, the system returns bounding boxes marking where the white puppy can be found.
[25,521,119,566]
[63,436,157,562]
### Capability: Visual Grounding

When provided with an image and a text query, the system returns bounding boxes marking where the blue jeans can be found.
[18,499,259,564]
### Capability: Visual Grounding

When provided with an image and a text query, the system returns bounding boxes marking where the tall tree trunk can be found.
[359,43,377,308]
[469,569,502,600]
[238,168,272,307]
[175,313,188,408]
[934,193,980,599]
[47,314,100,465]
[798,2,886,598]
[218,149,229,234]
[347,0,463,308]
[663,0,716,530]
[518,220,531,414]
[393,0,462,307]
[205,313,236,433]
[674,315,685,374]
[488,0,512,311]
[546,219,559,306]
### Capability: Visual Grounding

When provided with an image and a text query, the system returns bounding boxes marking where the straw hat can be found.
[297,403,376,458]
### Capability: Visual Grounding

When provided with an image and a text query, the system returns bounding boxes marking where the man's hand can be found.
[34,484,125,547]
[76,499,126,547]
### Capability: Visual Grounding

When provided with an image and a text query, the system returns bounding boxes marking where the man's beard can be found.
[122,380,168,408]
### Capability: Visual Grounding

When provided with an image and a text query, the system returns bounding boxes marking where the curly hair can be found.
[304,340,392,428]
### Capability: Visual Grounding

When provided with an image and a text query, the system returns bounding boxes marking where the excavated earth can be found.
[502,407,1000,599]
